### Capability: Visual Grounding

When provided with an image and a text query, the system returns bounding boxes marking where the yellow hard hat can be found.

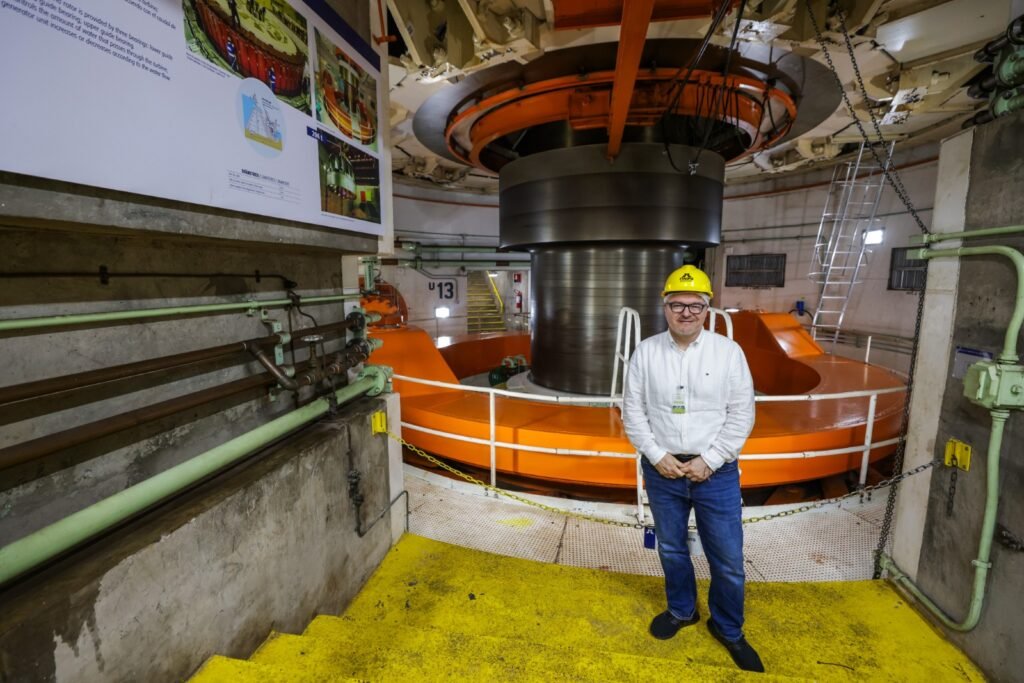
[662,265,713,298]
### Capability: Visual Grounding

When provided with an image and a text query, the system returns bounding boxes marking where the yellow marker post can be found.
[371,410,388,435]
[944,438,972,472]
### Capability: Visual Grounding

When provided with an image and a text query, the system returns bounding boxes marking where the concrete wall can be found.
[713,145,939,340]
[892,112,1024,682]
[388,185,528,338]
[0,188,373,544]
[382,265,469,338]
[393,185,500,244]
[0,395,403,682]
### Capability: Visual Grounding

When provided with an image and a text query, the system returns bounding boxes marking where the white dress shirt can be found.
[621,328,755,471]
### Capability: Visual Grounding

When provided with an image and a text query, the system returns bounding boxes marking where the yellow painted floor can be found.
[192,534,985,682]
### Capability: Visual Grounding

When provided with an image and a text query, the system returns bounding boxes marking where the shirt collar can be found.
[666,328,705,350]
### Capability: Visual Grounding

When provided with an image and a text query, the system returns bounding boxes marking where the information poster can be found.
[0,0,385,234]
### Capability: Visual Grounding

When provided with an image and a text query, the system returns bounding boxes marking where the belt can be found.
[672,453,700,463]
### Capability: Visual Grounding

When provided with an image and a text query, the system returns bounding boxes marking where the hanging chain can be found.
[802,0,934,575]
[802,0,931,235]
[739,460,937,524]
[997,524,1024,552]
[389,430,639,528]
[945,455,959,517]
[387,430,937,529]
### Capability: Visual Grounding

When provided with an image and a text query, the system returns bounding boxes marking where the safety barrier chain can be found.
[388,430,638,528]
[387,430,937,529]
[739,460,937,524]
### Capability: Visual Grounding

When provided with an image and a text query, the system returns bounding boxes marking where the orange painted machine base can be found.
[368,313,905,489]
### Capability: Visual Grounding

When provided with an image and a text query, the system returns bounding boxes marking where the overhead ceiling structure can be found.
[382,0,1016,396]
[386,0,1013,192]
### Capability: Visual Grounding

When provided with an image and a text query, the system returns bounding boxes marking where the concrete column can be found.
[890,129,973,578]
[385,392,406,543]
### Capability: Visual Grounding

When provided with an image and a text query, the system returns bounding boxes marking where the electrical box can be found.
[962,361,1024,410]
[944,438,972,472]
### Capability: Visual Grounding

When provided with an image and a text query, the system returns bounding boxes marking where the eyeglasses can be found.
[665,302,708,315]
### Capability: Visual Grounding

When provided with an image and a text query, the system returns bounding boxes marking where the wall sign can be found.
[428,280,456,300]
[1,0,384,235]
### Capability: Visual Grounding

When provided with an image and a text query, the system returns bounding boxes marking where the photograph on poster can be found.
[183,0,311,114]
[316,129,380,223]
[314,29,378,151]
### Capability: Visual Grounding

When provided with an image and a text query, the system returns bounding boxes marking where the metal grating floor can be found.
[406,467,888,582]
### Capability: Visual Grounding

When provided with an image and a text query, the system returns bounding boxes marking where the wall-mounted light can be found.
[864,228,885,245]
[487,271,498,278]
[436,335,452,347]
[435,306,450,319]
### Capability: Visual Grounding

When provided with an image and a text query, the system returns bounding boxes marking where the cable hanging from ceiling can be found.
[802,0,930,236]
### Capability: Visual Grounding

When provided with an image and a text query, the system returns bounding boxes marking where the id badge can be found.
[671,388,686,414]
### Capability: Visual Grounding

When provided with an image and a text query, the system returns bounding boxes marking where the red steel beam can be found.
[606,0,657,160]
[553,0,727,30]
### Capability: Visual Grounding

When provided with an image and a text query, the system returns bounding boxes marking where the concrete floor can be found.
[406,467,893,582]
[191,534,984,681]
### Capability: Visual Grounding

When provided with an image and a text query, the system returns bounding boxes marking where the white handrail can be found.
[402,421,902,463]
[610,307,641,399]
[708,307,734,339]
[392,370,906,507]
[394,373,905,404]
[401,422,637,458]
[393,373,622,404]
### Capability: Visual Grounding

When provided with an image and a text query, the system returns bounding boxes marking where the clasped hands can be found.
[654,454,712,483]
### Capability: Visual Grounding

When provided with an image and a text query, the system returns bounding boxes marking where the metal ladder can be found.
[809,141,894,346]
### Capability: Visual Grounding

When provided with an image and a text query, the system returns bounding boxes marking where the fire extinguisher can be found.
[514,289,523,312]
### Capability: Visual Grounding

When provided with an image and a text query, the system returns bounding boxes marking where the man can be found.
[621,264,762,673]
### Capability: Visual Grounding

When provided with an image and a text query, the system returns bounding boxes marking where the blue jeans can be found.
[642,458,746,642]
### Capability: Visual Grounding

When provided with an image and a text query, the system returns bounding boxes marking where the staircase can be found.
[466,271,505,333]
[191,536,806,682]
[809,141,894,346]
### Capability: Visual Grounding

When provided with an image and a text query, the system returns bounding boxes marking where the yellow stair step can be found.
[249,618,803,681]
[189,654,361,682]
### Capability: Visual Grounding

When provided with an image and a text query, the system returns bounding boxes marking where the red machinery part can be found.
[444,69,796,170]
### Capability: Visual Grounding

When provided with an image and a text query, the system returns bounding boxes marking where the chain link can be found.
[802,0,931,235]
[387,430,938,529]
[946,456,959,517]
[801,0,933,576]
[388,431,640,528]
[739,460,937,524]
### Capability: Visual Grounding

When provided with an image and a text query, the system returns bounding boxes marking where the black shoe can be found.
[707,619,765,673]
[649,609,700,640]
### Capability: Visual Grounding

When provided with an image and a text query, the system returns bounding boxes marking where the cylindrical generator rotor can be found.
[499,143,724,394]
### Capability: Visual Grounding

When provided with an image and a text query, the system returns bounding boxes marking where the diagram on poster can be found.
[239,78,285,154]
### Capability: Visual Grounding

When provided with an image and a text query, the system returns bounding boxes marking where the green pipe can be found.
[0,364,392,586]
[921,224,1024,245]
[880,241,1024,631]
[916,246,1024,362]
[880,409,1009,631]
[0,294,362,333]
[400,242,500,253]
[401,260,526,269]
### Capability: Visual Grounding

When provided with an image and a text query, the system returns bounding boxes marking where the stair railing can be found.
[610,307,642,399]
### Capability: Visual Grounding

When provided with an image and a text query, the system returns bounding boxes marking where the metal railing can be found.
[610,307,641,400]
[392,374,907,524]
